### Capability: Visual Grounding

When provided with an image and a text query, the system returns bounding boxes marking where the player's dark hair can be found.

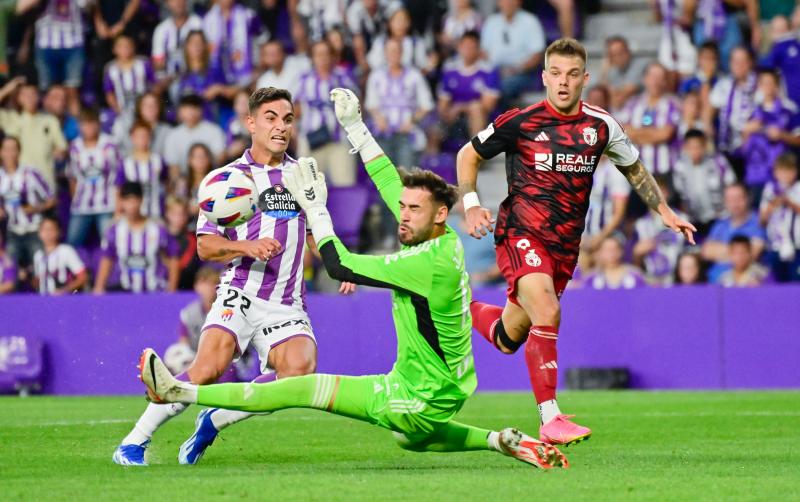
[399,168,459,211]
[248,87,293,114]
[545,38,587,67]
[775,152,798,171]
[78,107,100,123]
[120,181,144,199]
[461,30,481,43]
[683,129,707,142]
[729,235,752,248]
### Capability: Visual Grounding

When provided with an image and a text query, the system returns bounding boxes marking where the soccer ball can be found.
[197,167,258,227]
[163,343,196,375]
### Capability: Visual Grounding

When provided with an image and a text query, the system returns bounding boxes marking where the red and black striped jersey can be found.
[471,99,639,262]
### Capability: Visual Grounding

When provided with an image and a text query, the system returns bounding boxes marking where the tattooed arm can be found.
[616,159,697,244]
[197,234,282,263]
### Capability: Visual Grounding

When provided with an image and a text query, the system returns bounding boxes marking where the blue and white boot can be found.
[178,408,220,465]
[112,441,150,466]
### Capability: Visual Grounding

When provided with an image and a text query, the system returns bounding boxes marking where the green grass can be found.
[1,391,798,500]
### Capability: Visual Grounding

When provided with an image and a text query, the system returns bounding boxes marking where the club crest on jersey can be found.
[582,127,598,146]
[525,249,542,267]
[516,238,531,250]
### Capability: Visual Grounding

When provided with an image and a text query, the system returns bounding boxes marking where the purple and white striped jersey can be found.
[296,68,359,141]
[438,58,500,105]
[0,253,15,286]
[760,180,800,261]
[33,244,85,295]
[672,153,735,224]
[709,73,757,153]
[584,158,630,237]
[103,58,156,113]
[102,218,179,293]
[618,93,681,175]
[34,0,87,49]
[116,154,168,218]
[68,134,121,215]
[364,66,434,134]
[202,3,263,86]
[634,210,687,285]
[743,98,799,186]
[151,14,204,77]
[196,150,307,310]
[583,266,648,290]
[696,0,726,41]
[0,166,53,234]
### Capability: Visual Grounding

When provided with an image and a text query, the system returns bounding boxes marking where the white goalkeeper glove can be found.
[283,157,335,242]
[329,87,383,161]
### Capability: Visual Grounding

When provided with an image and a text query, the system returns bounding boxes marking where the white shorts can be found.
[202,286,316,373]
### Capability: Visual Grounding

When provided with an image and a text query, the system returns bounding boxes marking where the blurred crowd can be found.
[0,0,798,297]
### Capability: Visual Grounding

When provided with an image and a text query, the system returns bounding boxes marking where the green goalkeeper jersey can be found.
[317,156,476,412]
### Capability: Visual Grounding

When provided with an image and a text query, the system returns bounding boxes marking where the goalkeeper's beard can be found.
[398,222,434,246]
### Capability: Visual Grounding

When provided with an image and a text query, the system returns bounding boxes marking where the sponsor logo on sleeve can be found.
[476,123,495,143]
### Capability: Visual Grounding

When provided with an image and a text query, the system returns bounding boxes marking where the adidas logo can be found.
[539,361,558,370]
[534,131,550,142]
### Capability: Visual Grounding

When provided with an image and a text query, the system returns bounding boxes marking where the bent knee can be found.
[275,357,316,378]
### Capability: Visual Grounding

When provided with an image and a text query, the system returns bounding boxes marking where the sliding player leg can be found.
[112,328,236,466]
[140,349,566,469]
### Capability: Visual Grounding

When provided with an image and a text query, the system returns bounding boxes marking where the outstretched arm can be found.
[616,159,697,244]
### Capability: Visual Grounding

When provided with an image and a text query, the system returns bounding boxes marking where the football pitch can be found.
[1,391,798,500]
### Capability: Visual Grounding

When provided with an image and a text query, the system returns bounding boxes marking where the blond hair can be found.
[544,38,587,69]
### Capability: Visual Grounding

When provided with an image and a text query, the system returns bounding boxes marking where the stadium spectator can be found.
[254,39,310,97]
[91,0,142,97]
[437,31,501,139]
[31,215,86,295]
[170,30,235,122]
[365,38,434,170]
[367,7,429,70]
[0,232,16,294]
[583,235,648,289]
[653,0,697,78]
[103,35,155,121]
[632,176,687,286]
[94,181,179,294]
[759,153,800,282]
[0,135,55,275]
[202,0,264,87]
[702,183,767,281]
[65,107,120,248]
[120,92,172,157]
[151,0,203,79]
[177,265,219,353]
[181,143,214,219]
[325,26,357,72]
[618,62,680,176]
[43,84,79,142]
[295,0,344,43]
[688,0,760,72]
[224,90,252,162]
[599,36,647,111]
[480,0,546,102]
[672,129,736,235]
[116,122,168,219]
[741,68,799,202]
[678,41,720,97]
[582,158,630,255]
[163,94,226,175]
[716,235,771,286]
[164,196,199,290]
[17,0,88,116]
[0,79,68,188]
[448,200,501,287]
[677,91,706,139]
[441,0,483,53]
[705,46,757,176]
[295,41,358,187]
[673,250,708,285]
[761,7,800,109]
[346,0,400,73]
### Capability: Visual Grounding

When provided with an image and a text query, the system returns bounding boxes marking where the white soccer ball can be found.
[197,166,258,227]
[163,343,196,375]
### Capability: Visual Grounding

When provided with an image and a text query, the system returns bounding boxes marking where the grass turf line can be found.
[1,391,798,501]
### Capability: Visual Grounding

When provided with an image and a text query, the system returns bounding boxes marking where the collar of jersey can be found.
[542,98,584,120]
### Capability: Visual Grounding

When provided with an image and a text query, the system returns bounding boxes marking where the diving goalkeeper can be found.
[136,88,568,469]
